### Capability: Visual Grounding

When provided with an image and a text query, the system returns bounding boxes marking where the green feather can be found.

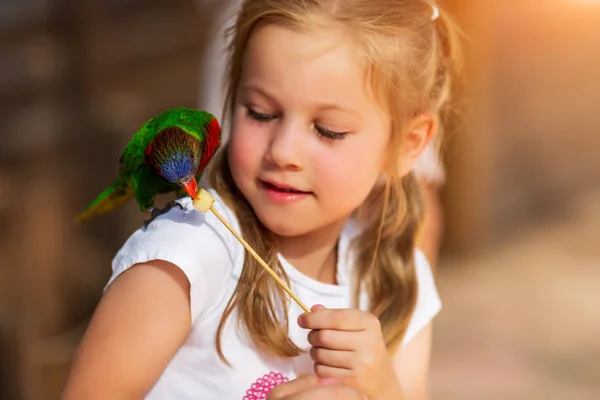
[74,177,133,223]
[75,107,221,222]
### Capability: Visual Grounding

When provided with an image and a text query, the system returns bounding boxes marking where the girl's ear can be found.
[397,112,437,176]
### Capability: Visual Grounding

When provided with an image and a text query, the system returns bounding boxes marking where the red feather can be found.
[197,117,221,174]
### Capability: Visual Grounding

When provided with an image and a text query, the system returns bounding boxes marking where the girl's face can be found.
[228,23,391,237]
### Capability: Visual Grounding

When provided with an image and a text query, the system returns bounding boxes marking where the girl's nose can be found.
[264,121,304,170]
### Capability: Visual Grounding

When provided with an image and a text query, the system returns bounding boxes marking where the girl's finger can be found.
[299,309,376,331]
[309,347,355,370]
[313,363,355,381]
[307,329,358,351]
[267,374,321,399]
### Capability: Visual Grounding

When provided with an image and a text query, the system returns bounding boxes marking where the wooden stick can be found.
[192,189,311,313]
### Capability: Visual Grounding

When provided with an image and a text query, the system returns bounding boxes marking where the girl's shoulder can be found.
[107,188,243,320]
[113,188,239,257]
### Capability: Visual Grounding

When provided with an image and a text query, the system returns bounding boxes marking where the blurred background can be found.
[0,0,598,399]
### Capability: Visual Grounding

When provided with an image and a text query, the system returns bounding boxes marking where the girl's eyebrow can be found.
[240,83,277,102]
[241,83,360,116]
[314,101,358,116]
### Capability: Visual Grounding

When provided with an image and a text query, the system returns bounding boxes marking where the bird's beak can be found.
[181,178,199,200]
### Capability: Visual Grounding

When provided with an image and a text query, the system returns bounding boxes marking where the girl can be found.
[62,0,463,399]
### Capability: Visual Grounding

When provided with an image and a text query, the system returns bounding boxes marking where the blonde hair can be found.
[207,0,465,365]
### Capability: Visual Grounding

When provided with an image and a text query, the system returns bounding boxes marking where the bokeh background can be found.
[0,0,599,399]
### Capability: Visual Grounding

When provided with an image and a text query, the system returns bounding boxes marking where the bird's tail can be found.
[74,179,134,223]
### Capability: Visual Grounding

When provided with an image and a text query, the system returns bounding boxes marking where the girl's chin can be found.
[253,210,314,237]
[259,217,310,237]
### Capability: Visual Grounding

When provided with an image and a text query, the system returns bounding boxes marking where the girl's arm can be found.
[392,322,434,400]
[61,260,193,400]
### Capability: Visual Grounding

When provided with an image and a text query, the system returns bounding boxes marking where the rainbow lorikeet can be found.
[75,107,221,227]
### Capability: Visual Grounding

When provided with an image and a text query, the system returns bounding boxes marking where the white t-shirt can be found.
[108,187,442,399]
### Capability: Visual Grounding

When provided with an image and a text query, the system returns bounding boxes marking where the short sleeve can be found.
[401,249,442,346]
[107,194,241,324]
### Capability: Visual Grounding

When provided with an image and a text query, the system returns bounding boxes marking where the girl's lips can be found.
[259,180,312,204]
[260,180,311,194]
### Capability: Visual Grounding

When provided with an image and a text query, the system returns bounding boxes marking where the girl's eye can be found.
[314,124,348,141]
[246,106,347,140]
[246,107,276,123]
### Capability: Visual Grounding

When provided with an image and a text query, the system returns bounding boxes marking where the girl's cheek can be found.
[230,124,265,168]
[313,155,348,184]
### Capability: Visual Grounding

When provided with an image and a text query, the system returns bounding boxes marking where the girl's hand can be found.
[298,305,403,400]
[267,374,365,400]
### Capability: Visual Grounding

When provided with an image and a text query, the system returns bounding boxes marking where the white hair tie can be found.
[425,1,440,21]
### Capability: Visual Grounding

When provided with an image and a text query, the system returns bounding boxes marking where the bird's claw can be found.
[143,201,184,228]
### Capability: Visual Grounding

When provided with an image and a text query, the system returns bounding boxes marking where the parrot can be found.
[75,107,221,227]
